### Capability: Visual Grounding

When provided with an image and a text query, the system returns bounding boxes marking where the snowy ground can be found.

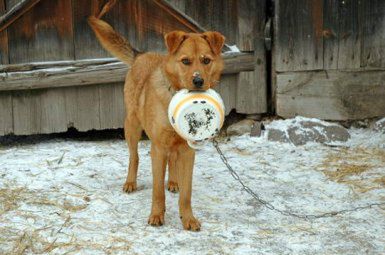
[0,118,384,255]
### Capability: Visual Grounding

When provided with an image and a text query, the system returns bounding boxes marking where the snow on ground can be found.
[0,119,384,254]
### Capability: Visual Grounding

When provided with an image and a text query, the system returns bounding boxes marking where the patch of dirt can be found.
[319,147,385,193]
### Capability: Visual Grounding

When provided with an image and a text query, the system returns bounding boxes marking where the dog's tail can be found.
[88,16,135,65]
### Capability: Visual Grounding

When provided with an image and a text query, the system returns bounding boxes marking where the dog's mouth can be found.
[177,78,214,92]
[188,88,208,92]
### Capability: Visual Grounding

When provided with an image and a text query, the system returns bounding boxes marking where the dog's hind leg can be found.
[167,151,179,193]
[123,115,142,193]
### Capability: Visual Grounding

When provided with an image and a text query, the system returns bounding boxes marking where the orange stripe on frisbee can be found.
[173,94,225,126]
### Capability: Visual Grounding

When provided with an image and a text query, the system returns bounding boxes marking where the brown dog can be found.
[88,14,225,231]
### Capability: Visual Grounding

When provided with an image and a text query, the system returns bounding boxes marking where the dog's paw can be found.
[148,213,165,226]
[181,216,201,231]
[123,182,137,193]
[167,181,179,193]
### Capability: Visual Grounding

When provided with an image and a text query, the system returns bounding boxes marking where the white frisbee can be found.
[168,89,225,149]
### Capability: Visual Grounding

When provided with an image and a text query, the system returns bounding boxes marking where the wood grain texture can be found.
[166,0,186,13]
[0,60,129,91]
[64,85,100,132]
[38,88,67,134]
[361,0,385,68]
[73,0,120,59]
[0,52,254,91]
[6,0,74,63]
[1,0,270,135]
[12,88,68,135]
[0,92,13,135]
[99,82,125,129]
[118,0,198,53]
[323,0,361,70]
[276,70,385,120]
[275,0,324,72]
[236,71,266,114]
[12,89,42,135]
[236,0,258,51]
[236,0,267,114]
[0,0,41,33]
[184,0,238,46]
[0,0,8,64]
[215,74,237,115]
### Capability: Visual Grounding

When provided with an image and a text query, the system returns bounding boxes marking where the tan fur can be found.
[88,15,225,231]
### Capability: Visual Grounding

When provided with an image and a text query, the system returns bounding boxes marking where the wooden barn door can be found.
[273,0,385,120]
[0,0,269,136]
[169,0,268,115]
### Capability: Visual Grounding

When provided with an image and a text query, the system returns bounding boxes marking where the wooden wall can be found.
[274,0,385,120]
[0,0,267,136]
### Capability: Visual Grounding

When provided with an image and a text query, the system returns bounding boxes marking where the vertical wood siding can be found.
[0,0,8,64]
[275,0,324,72]
[6,0,74,63]
[0,0,267,135]
[275,0,385,120]
[361,0,385,68]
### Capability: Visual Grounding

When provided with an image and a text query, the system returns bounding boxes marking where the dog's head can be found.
[164,31,225,91]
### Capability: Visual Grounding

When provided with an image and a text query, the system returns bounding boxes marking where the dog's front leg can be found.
[177,145,201,231]
[148,143,167,226]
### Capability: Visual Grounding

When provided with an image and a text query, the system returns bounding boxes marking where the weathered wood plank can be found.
[166,0,186,13]
[237,0,257,51]
[64,85,100,132]
[276,70,385,120]
[0,52,254,91]
[275,0,323,72]
[118,0,199,53]
[12,90,42,135]
[215,74,237,115]
[99,82,125,129]
[153,0,233,53]
[39,88,68,134]
[153,0,206,33]
[0,0,41,33]
[323,0,361,70]
[184,0,238,46]
[0,0,9,64]
[0,61,128,90]
[361,0,385,68]
[0,58,118,72]
[6,0,74,63]
[11,85,107,135]
[73,0,119,59]
[236,71,266,114]
[0,91,13,135]
[236,0,267,114]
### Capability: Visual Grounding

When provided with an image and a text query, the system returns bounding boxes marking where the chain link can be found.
[212,139,385,220]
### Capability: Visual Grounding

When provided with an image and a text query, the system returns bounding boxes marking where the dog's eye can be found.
[203,58,211,65]
[181,58,191,65]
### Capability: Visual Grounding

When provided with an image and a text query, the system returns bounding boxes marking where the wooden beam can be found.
[0,0,41,33]
[0,52,254,91]
[276,70,385,120]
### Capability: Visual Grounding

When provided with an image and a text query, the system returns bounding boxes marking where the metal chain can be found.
[212,139,385,220]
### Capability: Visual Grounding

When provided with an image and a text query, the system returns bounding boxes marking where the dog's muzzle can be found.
[193,76,204,88]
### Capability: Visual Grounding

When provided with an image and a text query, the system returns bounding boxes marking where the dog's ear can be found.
[164,31,187,54]
[202,31,225,55]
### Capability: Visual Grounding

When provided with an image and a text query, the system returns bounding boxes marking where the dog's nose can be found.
[193,77,204,88]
